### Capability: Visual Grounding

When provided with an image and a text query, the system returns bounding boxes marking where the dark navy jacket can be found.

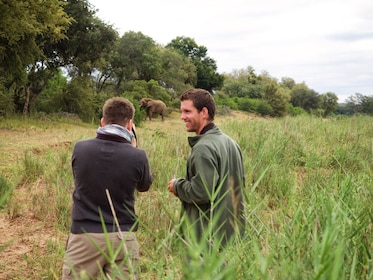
[70,134,152,234]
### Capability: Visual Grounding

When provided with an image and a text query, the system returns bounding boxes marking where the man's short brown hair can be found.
[102,97,135,126]
[180,88,215,121]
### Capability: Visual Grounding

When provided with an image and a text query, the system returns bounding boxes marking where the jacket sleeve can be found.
[174,149,219,204]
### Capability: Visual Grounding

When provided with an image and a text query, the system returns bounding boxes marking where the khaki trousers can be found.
[62,232,139,280]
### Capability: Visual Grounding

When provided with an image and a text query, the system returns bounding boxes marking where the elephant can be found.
[139,98,167,121]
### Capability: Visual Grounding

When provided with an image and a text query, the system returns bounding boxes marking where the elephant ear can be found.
[146,100,154,108]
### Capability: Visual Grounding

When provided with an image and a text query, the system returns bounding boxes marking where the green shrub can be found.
[237,97,260,112]
[20,151,44,185]
[256,100,273,116]
[289,104,308,116]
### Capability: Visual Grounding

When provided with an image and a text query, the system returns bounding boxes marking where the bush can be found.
[289,105,308,116]
[214,96,238,110]
[256,100,273,116]
[0,87,15,117]
[237,97,260,112]
[58,77,96,122]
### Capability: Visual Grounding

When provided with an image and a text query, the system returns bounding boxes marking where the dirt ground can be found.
[0,207,54,279]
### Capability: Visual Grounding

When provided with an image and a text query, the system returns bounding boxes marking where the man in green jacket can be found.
[167,88,246,248]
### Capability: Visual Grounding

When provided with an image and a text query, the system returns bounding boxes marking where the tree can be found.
[34,69,67,113]
[166,36,224,92]
[345,93,373,115]
[58,76,96,121]
[263,81,291,117]
[50,0,118,76]
[111,31,161,94]
[280,77,296,89]
[0,0,71,82]
[360,95,373,115]
[229,66,257,83]
[221,66,263,99]
[158,47,196,97]
[26,0,118,114]
[319,92,338,116]
[0,79,14,116]
[0,0,72,114]
[290,83,320,112]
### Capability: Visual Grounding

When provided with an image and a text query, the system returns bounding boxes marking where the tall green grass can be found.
[1,114,372,279]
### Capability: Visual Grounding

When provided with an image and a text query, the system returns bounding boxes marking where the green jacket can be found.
[174,125,246,246]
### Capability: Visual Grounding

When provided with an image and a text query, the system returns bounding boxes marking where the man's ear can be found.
[126,119,133,131]
[201,107,209,119]
[100,118,105,127]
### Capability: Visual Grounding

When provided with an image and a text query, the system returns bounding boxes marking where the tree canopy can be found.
[0,0,371,119]
[167,36,224,92]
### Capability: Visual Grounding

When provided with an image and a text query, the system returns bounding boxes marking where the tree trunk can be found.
[23,86,30,115]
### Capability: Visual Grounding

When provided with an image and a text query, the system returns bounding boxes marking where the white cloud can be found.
[89,0,373,102]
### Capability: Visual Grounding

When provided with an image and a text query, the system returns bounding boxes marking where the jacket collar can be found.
[188,125,220,147]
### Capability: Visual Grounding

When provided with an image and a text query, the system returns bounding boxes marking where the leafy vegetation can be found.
[1,0,372,122]
[0,112,372,279]
[1,2,370,276]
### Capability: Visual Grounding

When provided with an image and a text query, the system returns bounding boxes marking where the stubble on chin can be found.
[185,123,195,133]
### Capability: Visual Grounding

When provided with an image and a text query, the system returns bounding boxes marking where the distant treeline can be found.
[1,0,372,121]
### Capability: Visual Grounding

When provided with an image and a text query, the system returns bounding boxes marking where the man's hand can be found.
[167,178,178,197]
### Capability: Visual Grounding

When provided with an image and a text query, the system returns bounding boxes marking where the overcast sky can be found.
[89,0,373,102]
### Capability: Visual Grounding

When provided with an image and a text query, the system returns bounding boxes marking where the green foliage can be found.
[280,77,296,89]
[360,95,373,115]
[344,93,373,115]
[0,84,14,116]
[167,36,224,92]
[289,104,308,116]
[1,0,371,120]
[158,47,197,94]
[0,0,72,116]
[193,58,224,92]
[112,31,161,93]
[57,77,97,122]
[53,0,118,76]
[127,96,145,127]
[263,81,291,117]
[221,79,264,99]
[222,68,263,99]
[20,151,44,186]
[169,98,181,109]
[123,80,171,104]
[121,79,173,125]
[146,80,171,103]
[1,114,373,279]
[0,0,71,78]
[34,69,68,113]
[0,175,13,208]
[237,98,260,112]
[320,92,339,117]
[214,94,239,110]
[256,100,273,116]
[291,83,320,112]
